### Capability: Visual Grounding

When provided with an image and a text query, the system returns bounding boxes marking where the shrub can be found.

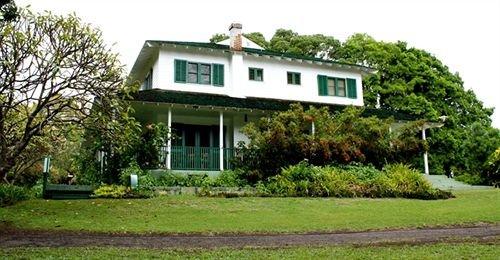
[119,161,145,186]
[484,147,500,186]
[0,184,32,207]
[156,173,206,187]
[135,123,169,169]
[382,163,435,198]
[93,185,127,198]
[208,170,248,187]
[259,161,453,200]
[119,161,159,191]
[234,104,425,184]
[7,164,43,187]
[156,172,187,186]
[92,184,154,199]
[155,170,247,188]
[31,181,44,198]
[455,173,483,185]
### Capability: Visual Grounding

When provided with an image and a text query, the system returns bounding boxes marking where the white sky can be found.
[17,0,500,127]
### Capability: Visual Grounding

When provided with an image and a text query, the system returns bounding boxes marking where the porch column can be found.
[422,127,429,175]
[166,107,172,170]
[219,111,224,171]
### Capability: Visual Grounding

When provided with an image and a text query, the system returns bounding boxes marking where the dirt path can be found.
[1,225,499,249]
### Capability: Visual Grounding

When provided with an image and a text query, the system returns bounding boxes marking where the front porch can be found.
[132,100,264,171]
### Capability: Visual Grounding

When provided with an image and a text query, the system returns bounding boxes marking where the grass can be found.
[0,189,499,234]
[1,243,499,259]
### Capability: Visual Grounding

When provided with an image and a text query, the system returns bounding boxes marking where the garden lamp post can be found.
[42,156,51,196]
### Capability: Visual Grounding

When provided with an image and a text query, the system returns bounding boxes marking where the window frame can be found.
[336,78,347,97]
[287,71,301,85]
[186,62,211,85]
[249,67,264,82]
[326,77,347,97]
[187,62,199,84]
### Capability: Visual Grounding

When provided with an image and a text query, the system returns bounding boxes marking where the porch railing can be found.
[165,146,234,171]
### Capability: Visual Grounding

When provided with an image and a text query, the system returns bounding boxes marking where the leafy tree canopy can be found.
[0,8,135,183]
[209,32,269,49]
[210,29,499,182]
[0,0,17,22]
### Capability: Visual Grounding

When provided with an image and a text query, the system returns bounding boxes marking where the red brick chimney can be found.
[229,23,242,51]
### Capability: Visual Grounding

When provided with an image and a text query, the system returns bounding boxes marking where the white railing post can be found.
[166,107,172,170]
[219,111,224,171]
[422,127,429,175]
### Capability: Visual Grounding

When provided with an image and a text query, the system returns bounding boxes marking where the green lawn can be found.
[1,189,499,234]
[1,243,499,259]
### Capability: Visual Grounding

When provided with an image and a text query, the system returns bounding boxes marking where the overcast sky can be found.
[17,0,500,127]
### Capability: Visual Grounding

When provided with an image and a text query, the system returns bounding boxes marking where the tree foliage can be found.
[235,104,424,183]
[0,0,17,22]
[269,29,341,59]
[334,34,497,181]
[0,8,129,183]
[209,33,228,43]
[209,32,268,49]
[210,29,499,183]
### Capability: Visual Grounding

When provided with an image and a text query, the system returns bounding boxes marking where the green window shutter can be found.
[174,59,187,83]
[212,64,224,86]
[317,75,327,96]
[347,78,357,99]
[218,64,224,86]
[212,65,218,85]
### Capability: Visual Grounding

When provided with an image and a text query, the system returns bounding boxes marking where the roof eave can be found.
[129,40,376,77]
[127,41,158,85]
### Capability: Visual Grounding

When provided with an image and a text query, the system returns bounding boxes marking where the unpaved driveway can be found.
[1,225,499,248]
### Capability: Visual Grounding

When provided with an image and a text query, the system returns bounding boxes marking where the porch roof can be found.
[130,89,418,121]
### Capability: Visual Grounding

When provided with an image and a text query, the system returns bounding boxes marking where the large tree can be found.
[0,8,128,182]
[334,34,498,182]
[210,30,499,182]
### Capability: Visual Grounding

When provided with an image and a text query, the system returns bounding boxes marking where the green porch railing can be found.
[170,146,234,171]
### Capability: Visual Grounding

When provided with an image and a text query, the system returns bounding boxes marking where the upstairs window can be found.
[287,72,301,85]
[249,68,263,81]
[187,62,210,84]
[327,78,335,96]
[199,64,211,84]
[187,63,198,83]
[175,59,224,87]
[336,78,346,97]
[144,69,153,90]
[318,75,357,99]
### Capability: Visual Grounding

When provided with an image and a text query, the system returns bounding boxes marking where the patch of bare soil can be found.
[1,225,499,248]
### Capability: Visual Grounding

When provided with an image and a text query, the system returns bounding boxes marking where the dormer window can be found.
[249,68,263,81]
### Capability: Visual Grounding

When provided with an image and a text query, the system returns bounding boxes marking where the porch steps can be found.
[423,175,492,191]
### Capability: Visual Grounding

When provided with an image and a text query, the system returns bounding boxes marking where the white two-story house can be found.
[128,23,411,172]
